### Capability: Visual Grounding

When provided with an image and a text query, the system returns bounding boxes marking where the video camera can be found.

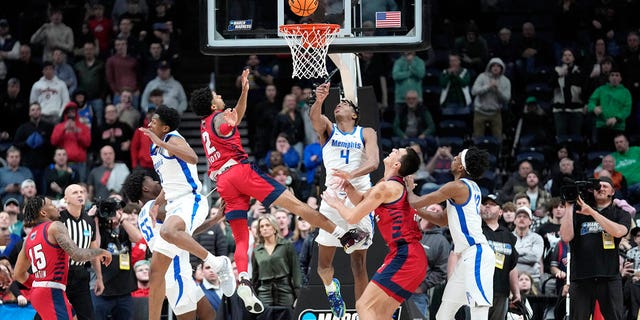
[560,178,601,203]
[94,198,126,219]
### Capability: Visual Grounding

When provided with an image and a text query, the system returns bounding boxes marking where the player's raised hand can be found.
[404,175,417,192]
[223,108,239,127]
[321,188,346,209]
[241,68,250,92]
[98,249,113,266]
[315,83,330,102]
[332,168,352,181]
[139,127,163,145]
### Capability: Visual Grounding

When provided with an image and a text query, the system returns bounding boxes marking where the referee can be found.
[60,184,104,320]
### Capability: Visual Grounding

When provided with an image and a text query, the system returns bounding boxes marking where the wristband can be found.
[220,123,234,135]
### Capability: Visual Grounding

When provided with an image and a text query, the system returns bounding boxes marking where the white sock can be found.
[325,281,336,293]
[239,271,250,281]
[205,253,223,271]
[331,226,346,238]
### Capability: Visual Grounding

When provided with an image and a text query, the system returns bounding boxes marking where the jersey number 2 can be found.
[28,244,47,270]
[340,149,350,164]
[201,131,218,155]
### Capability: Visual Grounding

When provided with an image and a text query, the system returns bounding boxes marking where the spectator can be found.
[44,147,78,199]
[146,88,164,111]
[253,84,281,158]
[423,145,454,195]
[50,102,92,183]
[559,176,630,319]
[587,68,632,151]
[118,1,147,39]
[516,22,552,74]
[29,8,74,62]
[191,205,228,268]
[513,206,544,289]
[74,41,106,126]
[537,198,565,290]
[409,203,450,319]
[236,55,274,109]
[549,239,569,296]
[359,51,389,109]
[550,157,586,198]
[0,78,28,148]
[506,272,535,319]
[302,141,322,189]
[116,89,141,128]
[489,28,518,76]
[454,21,489,73]
[3,197,22,238]
[471,57,511,142]
[501,202,517,231]
[155,24,180,65]
[392,90,436,152]
[272,94,305,156]
[273,208,292,241]
[0,19,20,83]
[200,263,223,311]
[141,41,164,86]
[583,40,609,94]
[130,106,155,171]
[0,146,33,204]
[439,52,472,113]
[551,48,585,138]
[6,44,41,92]
[498,160,533,204]
[106,38,139,104]
[52,48,77,94]
[291,215,314,255]
[594,155,627,197]
[13,102,54,190]
[264,133,300,170]
[72,90,95,130]
[481,194,520,320]
[610,134,640,203]
[140,60,187,114]
[619,32,640,106]
[391,51,425,105]
[29,61,70,124]
[114,18,143,59]
[87,145,130,201]
[131,260,150,298]
[517,96,552,145]
[252,214,301,310]
[94,104,133,164]
[87,4,113,55]
[525,171,551,215]
[0,213,21,265]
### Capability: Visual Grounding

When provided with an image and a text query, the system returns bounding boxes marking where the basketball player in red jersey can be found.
[12,196,111,320]
[190,69,369,313]
[321,147,427,319]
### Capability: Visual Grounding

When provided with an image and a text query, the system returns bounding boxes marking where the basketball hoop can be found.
[279,23,340,79]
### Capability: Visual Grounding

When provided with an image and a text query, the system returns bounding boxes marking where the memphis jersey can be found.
[200,111,248,176]
[322,125,371,190]
[151,130,202,202]
[374,177,422,251]
[447,178,488,253]
[25,221,69,284]
[137,200,159,250]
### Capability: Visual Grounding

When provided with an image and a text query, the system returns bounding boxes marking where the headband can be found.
[460,149,470,175]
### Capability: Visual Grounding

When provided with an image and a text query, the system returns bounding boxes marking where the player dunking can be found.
[406,147,495,319]
[321,147,426,319]
[190,70,369,313]
[13,196,112,320]
[122,170,219,319]
[139,106,235,320]
[310,82,379,317]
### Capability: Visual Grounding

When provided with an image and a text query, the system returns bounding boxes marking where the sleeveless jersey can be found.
[446,178,488,253]
[374,176,422,251]
[137,200,160,250]
[200,111,248,176]
[322,124,371,190]
[25,221,69,285]
[150,130,202,202]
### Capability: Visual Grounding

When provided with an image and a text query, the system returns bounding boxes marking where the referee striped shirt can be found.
[59,209,97,266]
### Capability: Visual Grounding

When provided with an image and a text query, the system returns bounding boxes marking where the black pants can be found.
[489,293,509,320]
[570,277,623,320]
[67,266,94,320]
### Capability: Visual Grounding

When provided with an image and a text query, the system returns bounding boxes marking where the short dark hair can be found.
[150,89,164,97]
[190,87,214,117]
[398,147,420,177]
[122,170,149,202]
[23,196,46,227]
[463,147,489,179]
[155,105,180,131]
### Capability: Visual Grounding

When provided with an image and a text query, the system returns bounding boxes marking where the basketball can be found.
[288,0,318,17]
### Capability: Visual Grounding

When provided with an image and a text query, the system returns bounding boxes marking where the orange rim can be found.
[280,23,340,48]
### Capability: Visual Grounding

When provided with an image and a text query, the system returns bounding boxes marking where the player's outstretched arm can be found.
[13,245,30,283]
[322,182,390,224]
[334,127,380,181]
[164,135,199,164]
[234,68,251,121]
[50,221,112,266]
[309,83,333,143]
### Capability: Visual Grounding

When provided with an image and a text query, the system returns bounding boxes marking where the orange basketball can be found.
[288,0,318,17]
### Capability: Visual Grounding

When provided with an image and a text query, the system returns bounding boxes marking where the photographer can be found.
[92,194,139,320]
[559,176,631,319]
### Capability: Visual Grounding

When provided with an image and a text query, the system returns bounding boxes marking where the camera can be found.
[95,198,126,219]
[560,178,601,203]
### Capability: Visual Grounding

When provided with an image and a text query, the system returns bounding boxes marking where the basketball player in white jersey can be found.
[139,105,235,320]
[406,147,495,319]
[310,83,380,318]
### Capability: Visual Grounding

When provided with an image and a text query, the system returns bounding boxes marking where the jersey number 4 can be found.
[340,149,350,164]
[28,244,47,270]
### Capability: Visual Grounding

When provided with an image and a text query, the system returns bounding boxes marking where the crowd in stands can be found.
[1,0,640,319]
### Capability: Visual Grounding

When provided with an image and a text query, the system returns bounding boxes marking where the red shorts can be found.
[216,162,286,219]
[371,242,427,302]
[31,287,73,320]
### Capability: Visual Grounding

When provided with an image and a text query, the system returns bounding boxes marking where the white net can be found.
[279,24,340,79]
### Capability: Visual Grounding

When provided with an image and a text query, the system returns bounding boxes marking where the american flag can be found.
[375,11,401,28]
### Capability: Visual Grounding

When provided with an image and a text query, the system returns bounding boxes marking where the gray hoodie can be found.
[471,57,511,115]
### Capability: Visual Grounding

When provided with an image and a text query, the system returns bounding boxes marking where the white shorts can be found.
[315,199,374,249]
[155,194,208,257]
[442,244,495,307]
[165,250,205,315]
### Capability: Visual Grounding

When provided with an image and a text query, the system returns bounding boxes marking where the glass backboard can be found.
[200,0,430,55]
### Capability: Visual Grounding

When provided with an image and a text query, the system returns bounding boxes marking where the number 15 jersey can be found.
[25,221,69,285]
[322,125,371,190]
[200,111,248,177]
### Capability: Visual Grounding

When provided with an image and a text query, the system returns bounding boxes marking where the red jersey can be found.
[200,111,248,176]
[374,176,422,251]
[25,221,69,285]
